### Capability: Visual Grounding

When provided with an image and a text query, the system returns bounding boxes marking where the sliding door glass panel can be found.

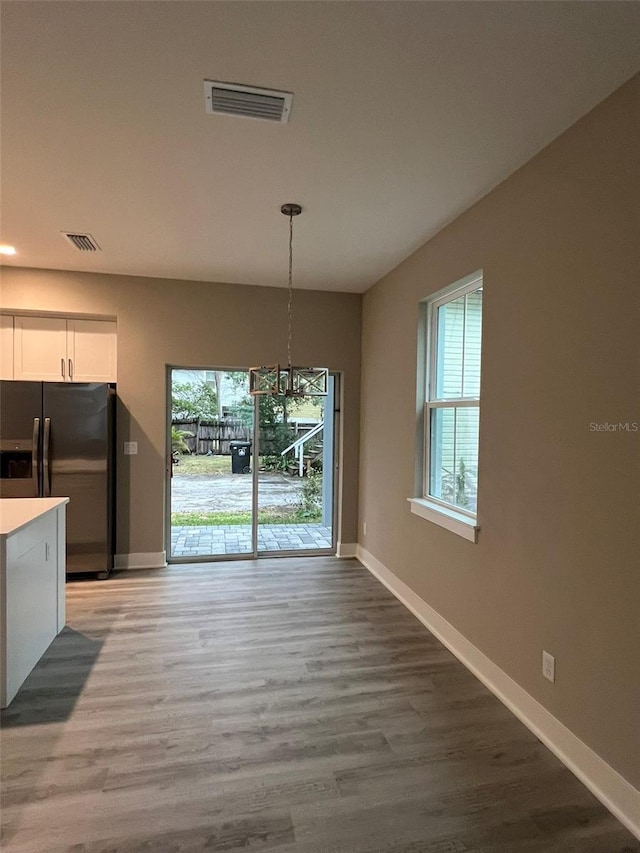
[170,368,254,559]
[256,377,334,553]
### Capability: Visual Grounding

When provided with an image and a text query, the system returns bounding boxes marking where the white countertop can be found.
[0,498,69,538]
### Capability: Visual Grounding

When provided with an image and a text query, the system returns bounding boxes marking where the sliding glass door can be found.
[168,368,336,561]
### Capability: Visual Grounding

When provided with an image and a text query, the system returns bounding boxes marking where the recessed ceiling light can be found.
[0,245,16,255]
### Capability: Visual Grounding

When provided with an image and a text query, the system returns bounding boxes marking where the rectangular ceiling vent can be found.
[204,80,292,124]
[62,232,101,252]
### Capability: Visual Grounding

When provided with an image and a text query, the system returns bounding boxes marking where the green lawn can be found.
[173,455,231,475]
[171,509,321,526]
[173,454,289,476]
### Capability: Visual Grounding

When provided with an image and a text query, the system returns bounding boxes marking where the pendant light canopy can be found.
[249,204,329,397]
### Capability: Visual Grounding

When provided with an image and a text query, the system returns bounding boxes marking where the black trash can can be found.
[230,440,252,474]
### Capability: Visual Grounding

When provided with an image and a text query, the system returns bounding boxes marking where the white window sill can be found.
[407,498,479,543]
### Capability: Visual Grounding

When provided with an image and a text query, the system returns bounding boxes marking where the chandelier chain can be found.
[287,211,294,368]
[248,202,327,398]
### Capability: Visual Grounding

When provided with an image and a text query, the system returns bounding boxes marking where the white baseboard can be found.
[356,545,640,840]
[114,551,167,570]
[336,542,357,558]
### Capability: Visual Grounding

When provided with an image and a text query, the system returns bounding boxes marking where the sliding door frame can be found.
[166,366,340,563]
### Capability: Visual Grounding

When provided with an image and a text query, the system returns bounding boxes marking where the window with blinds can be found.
[423,273,483,518]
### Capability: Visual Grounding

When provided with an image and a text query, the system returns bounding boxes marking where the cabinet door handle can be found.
[61,358,65,379]
[68,358,73,380]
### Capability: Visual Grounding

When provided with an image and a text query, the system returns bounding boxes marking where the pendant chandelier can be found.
[249,203,329,397]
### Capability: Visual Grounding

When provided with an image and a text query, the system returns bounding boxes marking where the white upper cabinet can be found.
[67,319,117,383]
[0,315,14,380]
[14,316,68,381]
[12,316,117,382]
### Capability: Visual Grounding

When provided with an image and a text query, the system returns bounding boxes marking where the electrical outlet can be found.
[542,651,555,683]
[124,441,138,455]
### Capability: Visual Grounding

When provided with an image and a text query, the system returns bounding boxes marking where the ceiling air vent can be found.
[62,232,101,252]
[204,80,293,123]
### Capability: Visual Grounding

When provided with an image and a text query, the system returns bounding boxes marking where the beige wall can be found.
[0,270,362,556]
[359,76,639,786]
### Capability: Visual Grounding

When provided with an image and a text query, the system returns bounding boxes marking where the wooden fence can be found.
[172,418,298,457]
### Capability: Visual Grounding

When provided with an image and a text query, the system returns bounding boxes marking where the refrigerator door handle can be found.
[32,417,40,494]
[61,358,65,380]
[43,417,51,497]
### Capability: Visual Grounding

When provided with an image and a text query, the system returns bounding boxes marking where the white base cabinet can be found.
[0,498,68,708]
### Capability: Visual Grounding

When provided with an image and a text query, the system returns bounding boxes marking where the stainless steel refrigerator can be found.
[0,382,116,578]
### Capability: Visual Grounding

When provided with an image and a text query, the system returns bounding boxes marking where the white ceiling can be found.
[1,1,639,293]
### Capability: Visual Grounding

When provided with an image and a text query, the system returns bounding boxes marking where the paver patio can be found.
[171,522,332,557]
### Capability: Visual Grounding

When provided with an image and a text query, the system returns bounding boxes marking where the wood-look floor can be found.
[1,558,637,853]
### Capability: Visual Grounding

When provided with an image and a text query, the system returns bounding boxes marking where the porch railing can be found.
[281,421,324,476]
